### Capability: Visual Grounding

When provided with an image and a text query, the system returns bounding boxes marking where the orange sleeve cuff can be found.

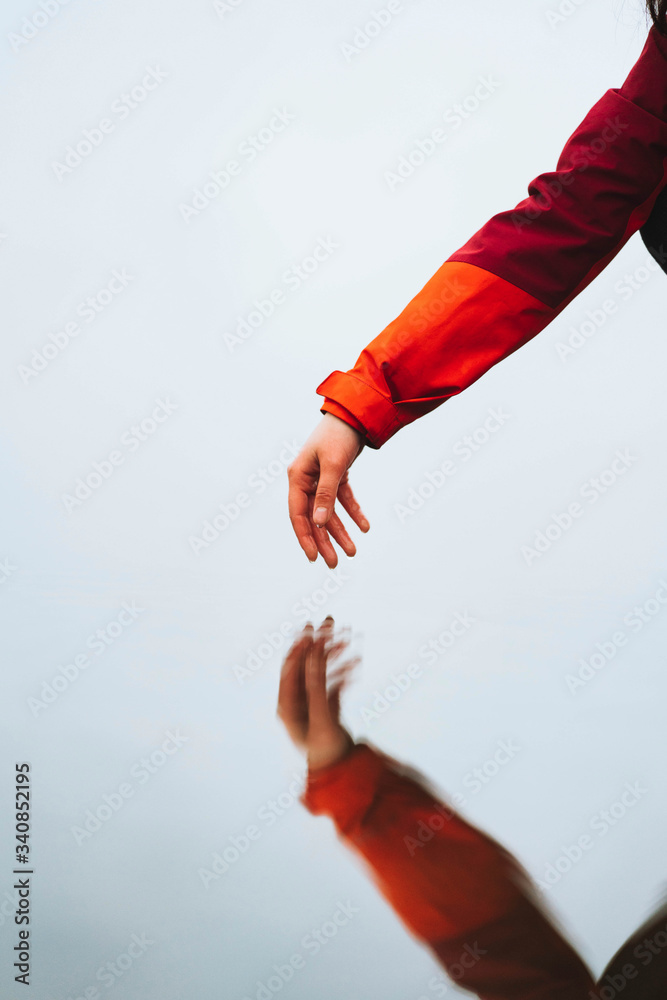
[316,372,400,449]
[301,742,385,831]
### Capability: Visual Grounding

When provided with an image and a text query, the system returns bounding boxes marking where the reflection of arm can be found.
[317,27,667,450]
[302,741,596,1000]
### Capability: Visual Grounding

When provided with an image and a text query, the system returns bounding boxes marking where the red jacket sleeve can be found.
[317,26,667,449]
[301,741,597,1000]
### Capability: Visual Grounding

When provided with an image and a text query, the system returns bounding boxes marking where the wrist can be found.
[307,732,356,774]
[322,410,364,441]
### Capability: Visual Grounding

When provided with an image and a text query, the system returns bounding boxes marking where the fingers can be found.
[324,511,357,559]
[308,482,366,568]
[323,638,350,667]
[287,436,367,566]
[327,682,343,720]
[304,625,331,726]
[278,619,357,765]
[337,479,370,533]
[287,466,319,563]
[306,618,357,714]
[276,626,312,728]
[312,457,347,528]
[288,460,351,567]
[311,525,339,570]
[291,511,319,564]
[327,655,359,687]
[309,495,341,569]
[326,665,357,721]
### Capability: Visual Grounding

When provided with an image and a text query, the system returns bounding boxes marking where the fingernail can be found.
[314,507,327,525]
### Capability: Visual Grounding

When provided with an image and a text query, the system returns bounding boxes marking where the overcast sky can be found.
[2,0,667,997]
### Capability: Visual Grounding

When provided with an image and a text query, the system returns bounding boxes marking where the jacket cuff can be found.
[301,741,386,831]
[316,372,401,449]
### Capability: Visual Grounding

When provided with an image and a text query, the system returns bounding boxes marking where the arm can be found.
[288,26,667,564]
[303,742,596,1000]
[277,620,597,1000]
[318,25,667,449]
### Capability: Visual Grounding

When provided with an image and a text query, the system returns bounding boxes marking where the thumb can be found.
[313,457,345,527]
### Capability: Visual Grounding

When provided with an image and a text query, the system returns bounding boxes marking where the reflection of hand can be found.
[276,616,357,772]
[287,412,369,568]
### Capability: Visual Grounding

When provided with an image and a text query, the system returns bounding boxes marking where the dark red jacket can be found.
[316,27,667,449]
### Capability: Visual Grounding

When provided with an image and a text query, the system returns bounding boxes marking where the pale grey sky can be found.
[2,1,667,997]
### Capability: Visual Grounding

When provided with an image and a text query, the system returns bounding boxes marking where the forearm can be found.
[318,26,667,449]
[302,741,595,999]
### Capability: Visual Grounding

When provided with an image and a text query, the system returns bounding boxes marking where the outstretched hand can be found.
[287,413,369,568]
[276,616,357,772]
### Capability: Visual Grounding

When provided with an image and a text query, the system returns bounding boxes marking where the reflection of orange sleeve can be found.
[317,26,667,450]
[302,741,596,1000]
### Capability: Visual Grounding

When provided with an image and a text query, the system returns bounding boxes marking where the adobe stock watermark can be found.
[384,75,501,191]
[394,407,510,523]
[554,254,666,361]
[179,107,296,223]
[521,448,638,567]
[339,1,404,63]
[198,772,305,888]
[594,922,667,1000]
[189,440,301,554]
[223,237,340,353]
[453,738,521,807]
[511,116,628,232]
[546,0,590,28]
[61,397,178,513]
[536,781,648,893]
[0,558,17,585]
[233,567,351,684]
[390,268,470,347]
[8,0,103,54]
[403,740,520,855]
[52,67,168,180]
[63,932,155,999]
[413,948,488,1000]
[213,0,247,17]
[239,900,360,1000]
[0,886,20,929]
[70,730,189,845]
[18,269,134,384]
[27,601,146,716]
[358,612,475,724]
[565,580,667,694]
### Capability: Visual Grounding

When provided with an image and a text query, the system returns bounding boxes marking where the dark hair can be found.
[647,0,667,34]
